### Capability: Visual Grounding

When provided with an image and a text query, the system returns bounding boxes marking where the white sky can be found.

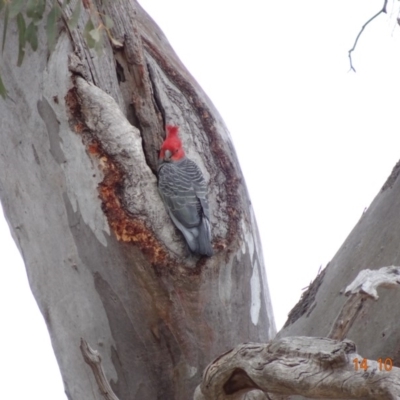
[2,0,400,398]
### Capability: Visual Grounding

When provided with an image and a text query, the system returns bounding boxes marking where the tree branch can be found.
[194,337,400,399]
[195,266,400,399]
[80,339,120,400]
[348,0,388,72]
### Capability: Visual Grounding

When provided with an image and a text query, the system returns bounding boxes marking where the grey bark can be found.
[197,266,400,399]
[275,164,400,400]
[0,1,275,399]
[195,337,400,400]
[280,163,400,353]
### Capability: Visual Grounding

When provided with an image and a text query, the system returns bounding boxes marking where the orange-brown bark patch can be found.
[65,87,173,272]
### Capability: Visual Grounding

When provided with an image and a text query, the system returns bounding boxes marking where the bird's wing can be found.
[185,159,210,221]
[158,160,202,228]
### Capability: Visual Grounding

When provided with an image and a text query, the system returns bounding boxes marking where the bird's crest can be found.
[166,125,179,138]
[160,125,185,161]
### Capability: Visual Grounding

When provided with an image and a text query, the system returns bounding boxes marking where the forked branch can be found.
[195,265,400,399]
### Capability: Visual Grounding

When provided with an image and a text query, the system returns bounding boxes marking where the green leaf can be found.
[46,3,61,51]
[16,12,26,66]
[89,28,100,42]
[94,38,103,55]
[84,18,95,48]
[9,0,25,19]
[68,0,81,29]
[104,15,113,29]
[0,73,8,99]
[34,0,45,21]
[2,4,9,53]
[55,3,62,19]
[27,0,46,22]
[25,21,38,51]
[26,0,37,18]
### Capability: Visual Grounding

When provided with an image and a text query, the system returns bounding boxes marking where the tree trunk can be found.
[0,1,275,399]
[279,162,400,358]
[275,164,400,399]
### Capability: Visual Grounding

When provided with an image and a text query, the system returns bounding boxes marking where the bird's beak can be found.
[164,149,172,161]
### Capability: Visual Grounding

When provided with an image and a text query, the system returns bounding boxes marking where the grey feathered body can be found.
[158,157,213,256]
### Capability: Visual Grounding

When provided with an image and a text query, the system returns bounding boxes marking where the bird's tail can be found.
[197,218,213,256]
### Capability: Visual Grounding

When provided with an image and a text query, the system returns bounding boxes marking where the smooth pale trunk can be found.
[0,1,275,398]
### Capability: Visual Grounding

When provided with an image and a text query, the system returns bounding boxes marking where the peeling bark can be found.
[327,265,400,341]
[344,265,400,299]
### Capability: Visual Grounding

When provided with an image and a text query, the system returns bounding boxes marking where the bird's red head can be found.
[159,125,186,162]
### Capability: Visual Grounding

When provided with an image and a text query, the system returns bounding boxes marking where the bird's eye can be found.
[174,149,178,153]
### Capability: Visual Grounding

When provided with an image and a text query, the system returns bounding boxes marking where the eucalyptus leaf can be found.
[46,4,60,51]
[16,13,26,66]
[0,73,7,99]
[105,15,114,29]
[94,38,103,55]
[26,0,37,18]
[89,28,100,42]
[84,18,96,48]
[34,0,46,21]
[27,0,46,22]
[2,4,9,53]
[68,0,81,30]
[55,2,62,19]
[26,22,38,51]
[9,0,25,19]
